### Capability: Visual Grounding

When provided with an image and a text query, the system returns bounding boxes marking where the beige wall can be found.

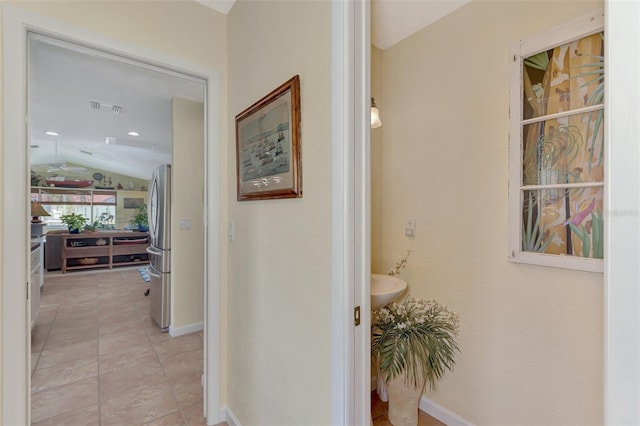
[0,0,227,420]
[115,190,148,229]
[374,1,604,424]
[226,0,332,424]
[171,97,205,328]
[371,46,384,272]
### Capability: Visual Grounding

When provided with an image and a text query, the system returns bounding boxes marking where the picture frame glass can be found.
[235,75,301,201]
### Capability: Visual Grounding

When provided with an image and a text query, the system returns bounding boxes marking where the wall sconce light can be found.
[371,97,382,129]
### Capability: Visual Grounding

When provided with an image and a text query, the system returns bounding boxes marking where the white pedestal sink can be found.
[371,274,408,406]
[371,274,407,309]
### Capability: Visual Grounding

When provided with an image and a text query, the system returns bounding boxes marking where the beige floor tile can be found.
[160,350,203,381]
[144,410,185,425]
[136,297,152,308]
[49,316,98,334]
[59,287,97,296]
[57,293,97,306]
[152,333,203,358]
[31,376,98,423]
[53,303,97,319]
[35,305,59,326]
[40,285,68,297]
[99,294,137,308]
[31,352,40,374]
[100,357,167,400]
[142,317,165,337]
[99,308,142,324]
[99,328,151,355]
[31,404,100,426]
[99,345,158,375]
[34,268,205,425]
[56,300,97,314]
[37,339,98,368]
[31,357,99,393]
[101,380,179,425]
[170,373,203,410]
[45,327,97,348]
[31,324,51,353]
[99,316,145,336]
[181,401,206,426]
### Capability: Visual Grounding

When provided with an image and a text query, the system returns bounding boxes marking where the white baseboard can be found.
[218,391,469,426]
[219,405,241,426]
[169,321,203,337]
[419,395,475,426]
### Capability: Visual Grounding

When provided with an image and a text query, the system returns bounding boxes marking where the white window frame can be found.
[508,9,605,273]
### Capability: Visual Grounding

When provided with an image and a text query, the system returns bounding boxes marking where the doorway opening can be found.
[2,6,221,425]
[28,32,209,424]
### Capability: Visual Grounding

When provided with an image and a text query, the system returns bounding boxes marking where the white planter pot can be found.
[386,373,425,426]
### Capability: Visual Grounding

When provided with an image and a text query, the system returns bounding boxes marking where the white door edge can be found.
[604,0,640,423]
[1,5,222,425]
[330,0,370,424]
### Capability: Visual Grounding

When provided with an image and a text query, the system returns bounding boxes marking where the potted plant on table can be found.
[60,213,89,234]
[372,298,459,426]
[130,203,148,232]
[83,220,99,233]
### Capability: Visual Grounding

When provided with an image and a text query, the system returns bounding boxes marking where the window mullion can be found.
[521,104,604,126]
[521,182,604,191]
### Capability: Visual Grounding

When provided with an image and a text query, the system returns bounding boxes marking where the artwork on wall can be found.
[235,75,302,201]
[519,32,604,260]
[123,197,145,209]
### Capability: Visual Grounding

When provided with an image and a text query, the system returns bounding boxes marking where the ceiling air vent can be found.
[89,99,124,114]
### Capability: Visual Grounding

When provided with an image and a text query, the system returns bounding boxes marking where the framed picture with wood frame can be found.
[235,75,302,201]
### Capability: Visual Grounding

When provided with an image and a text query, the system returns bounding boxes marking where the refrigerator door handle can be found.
[146,246,162,256]
[147,265,162,278]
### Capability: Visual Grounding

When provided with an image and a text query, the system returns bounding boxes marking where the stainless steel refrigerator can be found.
[146,164,171,331]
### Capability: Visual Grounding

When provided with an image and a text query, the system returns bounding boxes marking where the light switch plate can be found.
[228,221,235,241]
[178,218,191,230]
[405,218,416,237]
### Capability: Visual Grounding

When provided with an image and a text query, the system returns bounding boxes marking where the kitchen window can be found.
[31,187,117,229]
[508,10,604,272]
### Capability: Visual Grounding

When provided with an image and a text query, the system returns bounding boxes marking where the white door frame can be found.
[333,0,640,424]
[604,0,640,423]
[1,5,221,425]
[330,0,370,424]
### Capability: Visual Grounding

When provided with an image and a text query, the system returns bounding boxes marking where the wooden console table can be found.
[61,231,149,273]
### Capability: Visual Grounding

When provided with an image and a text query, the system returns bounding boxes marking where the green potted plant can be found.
[83,220,99,233]
[60,213,89,234]
[130,203,148,232]
[372,298,459,426]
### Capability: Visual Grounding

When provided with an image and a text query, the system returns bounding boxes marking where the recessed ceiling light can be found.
[44,131,59,136]
[127,131,140,137]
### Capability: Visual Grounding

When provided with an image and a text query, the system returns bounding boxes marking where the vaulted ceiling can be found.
[29,36,204,181]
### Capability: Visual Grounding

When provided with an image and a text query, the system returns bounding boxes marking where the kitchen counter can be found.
[30,236,45,329]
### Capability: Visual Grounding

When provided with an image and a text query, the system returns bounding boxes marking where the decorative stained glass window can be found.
[509,11,604,272]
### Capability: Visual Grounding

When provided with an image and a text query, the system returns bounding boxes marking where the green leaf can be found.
[524,52,549,70]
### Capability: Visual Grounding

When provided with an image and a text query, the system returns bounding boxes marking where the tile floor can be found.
[371,391,446,426]
[31,268,207,425]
